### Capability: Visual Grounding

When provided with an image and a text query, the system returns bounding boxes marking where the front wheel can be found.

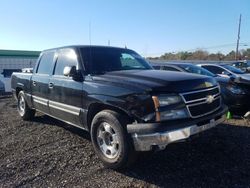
[17,91,35,120]
[90,110,137,169]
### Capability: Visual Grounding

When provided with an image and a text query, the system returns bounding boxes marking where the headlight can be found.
[227,85,245,94]
[157,94,182,106]
[152,95,188,121]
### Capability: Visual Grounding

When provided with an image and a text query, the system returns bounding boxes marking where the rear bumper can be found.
[127,105,227,151]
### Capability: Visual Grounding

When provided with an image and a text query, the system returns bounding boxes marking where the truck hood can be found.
[93,70,218,93]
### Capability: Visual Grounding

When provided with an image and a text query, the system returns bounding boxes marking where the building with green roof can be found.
[0,49,40,58]
[0,49,41,92]
[0,49,40,72]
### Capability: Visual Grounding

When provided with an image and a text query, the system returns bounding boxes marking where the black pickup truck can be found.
[11,45,227,169]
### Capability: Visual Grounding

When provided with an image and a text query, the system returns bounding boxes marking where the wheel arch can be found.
[15,87,23,99]
[87,103,134,131]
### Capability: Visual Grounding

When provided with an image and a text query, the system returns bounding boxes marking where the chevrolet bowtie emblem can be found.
[206,95,214,104]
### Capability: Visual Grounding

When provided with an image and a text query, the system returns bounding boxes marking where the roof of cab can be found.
[42,45,130,52]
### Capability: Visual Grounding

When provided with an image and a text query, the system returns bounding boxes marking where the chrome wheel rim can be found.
[18,95,25,116]
[97,122,120,159]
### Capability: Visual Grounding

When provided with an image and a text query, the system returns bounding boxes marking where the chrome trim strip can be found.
[181,86,220,96]
[187,95,220,107]
[49,101,80,116]
[182,93,220,104]
[179,86,222,118]
[131,114,226,151]
[33,99,47,106]
[186,97,221,118]
[35,109,87,131]
[17,83,24,87]
[25,93,31,97]
[33,95,48,106]
[180,86,220,104]
[33,95,48,102]
[32,95,83,116]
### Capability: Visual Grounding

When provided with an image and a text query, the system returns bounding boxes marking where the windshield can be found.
[178,64,216,77]
[221,64,245,74]
[80,47,152,74]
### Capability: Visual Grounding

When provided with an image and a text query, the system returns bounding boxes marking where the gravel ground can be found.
[0,97,250,187]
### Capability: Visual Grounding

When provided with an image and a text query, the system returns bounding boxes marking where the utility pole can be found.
[235,14,242,60]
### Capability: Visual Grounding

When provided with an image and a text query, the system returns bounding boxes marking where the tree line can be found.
[148,48,250,61]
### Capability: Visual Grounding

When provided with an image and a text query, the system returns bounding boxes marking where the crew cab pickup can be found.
[11,46,227,169]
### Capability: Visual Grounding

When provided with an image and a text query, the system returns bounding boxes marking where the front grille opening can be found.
[188,97,221,118]
[183,87,220,102]
[181,86,221,118]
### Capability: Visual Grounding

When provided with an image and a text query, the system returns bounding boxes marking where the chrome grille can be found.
[180,86,221,118]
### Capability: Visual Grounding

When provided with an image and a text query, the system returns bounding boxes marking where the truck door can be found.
[31,51,56,114]
[48,48,84,126]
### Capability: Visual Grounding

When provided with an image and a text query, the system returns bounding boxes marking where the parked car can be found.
[198,63,250,84]
[1,69,22,92]
[231,61,250,73]
[2,69,22,78]
[152,62,250,115]
[11,45,227,169]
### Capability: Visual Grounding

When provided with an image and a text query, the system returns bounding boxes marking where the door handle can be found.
[48,82,54,89]
[32,81,36,86]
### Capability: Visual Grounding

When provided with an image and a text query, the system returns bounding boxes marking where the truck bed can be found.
[11,72,33,96]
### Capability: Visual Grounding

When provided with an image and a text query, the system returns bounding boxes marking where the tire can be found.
[17,91,35,120]
[90,110,137,169]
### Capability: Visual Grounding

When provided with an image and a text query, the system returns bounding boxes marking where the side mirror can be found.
[63,66,82,81]
[63,66,74,76]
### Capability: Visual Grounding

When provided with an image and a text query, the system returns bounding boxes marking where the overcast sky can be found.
[0,0,249,56]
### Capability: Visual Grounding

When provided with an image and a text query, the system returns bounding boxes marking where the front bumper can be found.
[127,105,227,151]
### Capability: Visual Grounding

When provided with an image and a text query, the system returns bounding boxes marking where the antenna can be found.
[235,14,242,60]
[108,40,110,46]
[89,21,92,46]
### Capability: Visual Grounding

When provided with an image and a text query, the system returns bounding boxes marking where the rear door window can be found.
[37,51,55,75]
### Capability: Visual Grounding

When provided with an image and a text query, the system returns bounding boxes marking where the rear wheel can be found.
[90,110,137,169]
[17,91,35,120]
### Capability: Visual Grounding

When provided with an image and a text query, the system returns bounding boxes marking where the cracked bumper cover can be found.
[127,105,227,151]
